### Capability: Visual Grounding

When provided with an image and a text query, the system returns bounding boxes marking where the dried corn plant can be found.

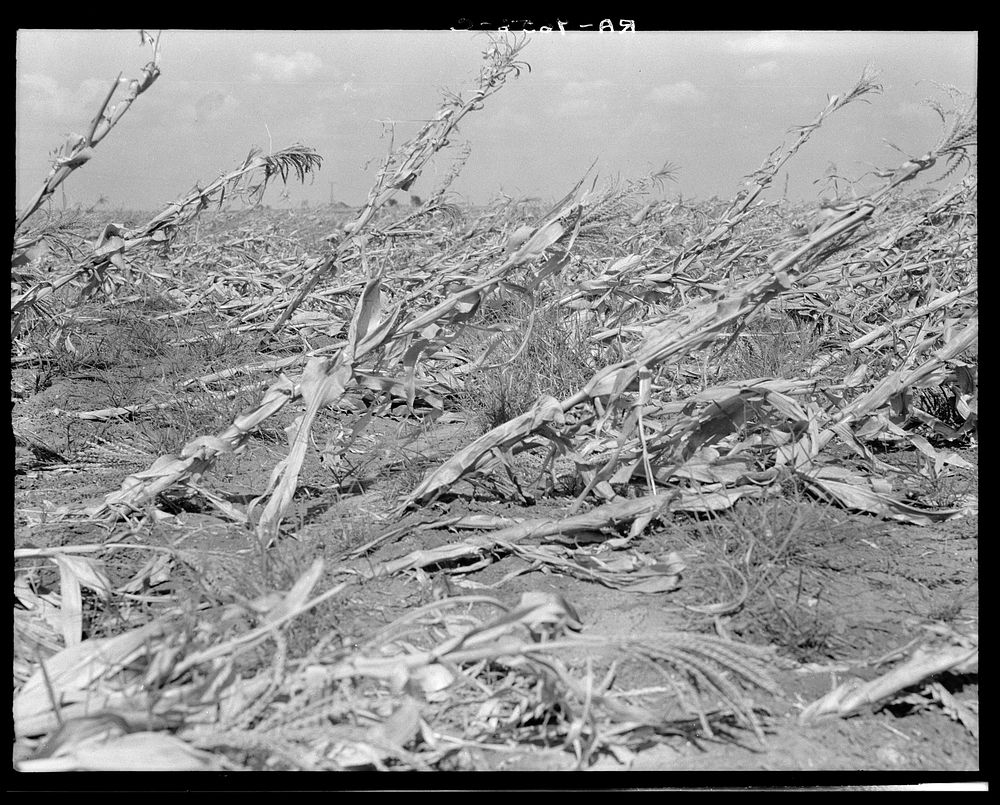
[15,31,162,235]
[13,556,781,771]
[33,69,975,546]
[270,33,531,333]
[12,35,977,772]
[398,78,976,535]
[53,35,544,542]
[75,173,594,536]
[12,145,323,340]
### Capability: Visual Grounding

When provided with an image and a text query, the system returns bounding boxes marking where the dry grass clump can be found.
[458,296,600,432]
[665,493,872,662]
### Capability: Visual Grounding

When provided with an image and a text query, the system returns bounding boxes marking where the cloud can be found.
[563,79,615,96]
[726,32,811,55]
[251,50,322,82]
[744,60,779,79]
[645,81,704,106]
[79,77,126,105]
[725,31,853,57]
[17,73,131,125]
[17,73,65,117]
[554,96,602,118]
[194,90,241,123]
[489,105,533,130]
[894,100,935,118]
[333,80,383,101]
[539,67,573,82]
[551,79,618,116]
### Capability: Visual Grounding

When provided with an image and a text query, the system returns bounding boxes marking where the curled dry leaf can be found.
[14,621,166,738]
[505,224,534,253]
[802,473,967,525]
[799,640,978,724]
[18,731,224,772]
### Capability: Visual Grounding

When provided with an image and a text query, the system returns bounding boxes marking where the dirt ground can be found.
[13,387,979,775]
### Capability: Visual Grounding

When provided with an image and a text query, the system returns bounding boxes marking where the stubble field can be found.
[12,34,977,777]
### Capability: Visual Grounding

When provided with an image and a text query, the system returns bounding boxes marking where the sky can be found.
[15,29,977,213]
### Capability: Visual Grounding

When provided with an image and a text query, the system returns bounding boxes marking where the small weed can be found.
[137,288,182,313]
[668,494,870,661]
[909,462,978,510]
[114,311,173,361]
[754,576,838,663]
[186,320,252,366]
[717,312,825,381]
[26,325,107,381]
[923,584,977,624]
[95,369,144,409]
[247,538,348,659]
[460,300,597,432]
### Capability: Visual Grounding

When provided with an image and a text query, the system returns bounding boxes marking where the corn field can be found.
[12,32,977,773]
